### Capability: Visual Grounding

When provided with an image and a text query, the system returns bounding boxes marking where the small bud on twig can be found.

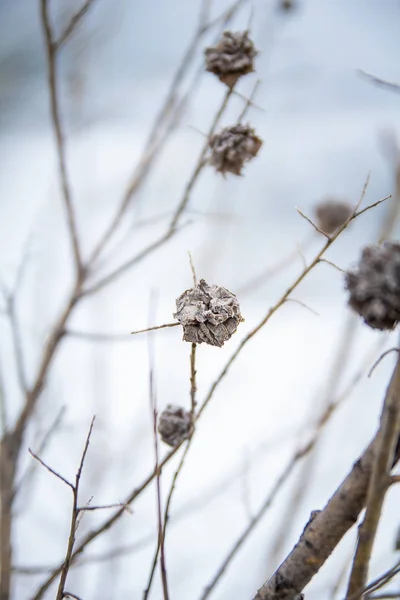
[314,198,353,235]
[345,242,400,330]
[158,405,192,447]
[205,31,258,88]
[209,124,262,176]
[174,279,244,347]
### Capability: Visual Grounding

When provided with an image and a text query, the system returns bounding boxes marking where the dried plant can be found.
[314,198,353,235]
[173,279,244,346]
[205,30,258,88]
[208,124,263,176]
[2,2,400,600]
[345,242,400,330]
[158,405,192,447]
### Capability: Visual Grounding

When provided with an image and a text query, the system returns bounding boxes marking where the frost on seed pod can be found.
[174,279,244,347]
[209,124,262,176]
[205,31,257,88]
[314,198,353,235]
[345,242,400,330]
[158,405,192,447]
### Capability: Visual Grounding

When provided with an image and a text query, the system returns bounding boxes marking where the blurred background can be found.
[1,0,400,598]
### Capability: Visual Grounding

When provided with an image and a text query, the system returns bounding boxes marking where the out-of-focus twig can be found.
[41,0,83,276]
[29,417,95,600]
[359,70,400,95]
[55,0,100,50]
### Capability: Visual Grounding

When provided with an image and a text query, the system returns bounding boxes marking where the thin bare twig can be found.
[131,323,179,336]
[169,86,235,231]
[28,449,74,490]
[83,220,193,296]
[41,0,83,276]
[55,0,100,50]
[296,206,330,238]
[190,343,197,417]
[16,406,66,495]
[188,251,197,286]
[55,416,95,600]
[369,348,400,378]
[318,258,346,274]
[237,232,315,297]
[64,329,133,343]
[237,79,261,122]
[359,70,400,94]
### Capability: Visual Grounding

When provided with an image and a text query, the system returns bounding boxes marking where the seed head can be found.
[174,279,244,347]
[209,124,262,176]
[158,405,192,447]
[314,198,353,235]
[345,242,400,330]
[205,31,258,88]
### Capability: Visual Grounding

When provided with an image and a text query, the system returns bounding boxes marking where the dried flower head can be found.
[205,31,257,88]
[158,405,192,447]
[314,198,353,235]
[345,242,400,330]
[174,279,244,347]
[209,124,262,176]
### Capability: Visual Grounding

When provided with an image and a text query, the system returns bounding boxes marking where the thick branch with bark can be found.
[253,358,400,600]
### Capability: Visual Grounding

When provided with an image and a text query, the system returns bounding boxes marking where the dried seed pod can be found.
[314,198,353,235]
[174,279,244,347]
[205,31,258,88]
[279,0,296,11]
[209,124,262,176]
[158,405,192,447]
[345,242,400,330]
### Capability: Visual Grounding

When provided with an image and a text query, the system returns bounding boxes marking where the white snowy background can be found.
[1,0,400,598]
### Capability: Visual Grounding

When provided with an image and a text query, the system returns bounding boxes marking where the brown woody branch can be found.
[346,353,400,599]
[40,0,83,277]
[55,0,100,50]
[252,358,400,600]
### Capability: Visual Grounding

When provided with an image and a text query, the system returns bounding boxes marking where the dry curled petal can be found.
[158,405,192,447]
[314,198,353,235]
[173,279,244,347]
[345,242,400,330]
[209,124,262,176]
[205,31,257,88]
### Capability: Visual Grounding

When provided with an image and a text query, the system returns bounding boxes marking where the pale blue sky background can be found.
[1,1,400,599]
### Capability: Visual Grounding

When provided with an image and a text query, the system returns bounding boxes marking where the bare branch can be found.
[16,407,66,495]
[368,348,400,378]
[318,257,346,273]
[83,220,192,296]
[346,354,400,599]
[296,206,330,238]
[88,0,248,265]
[40,0,83,276]
[55,416,95,600]
[169,86,234,231]
[64,329,133,343]
[55,0,100,50]
[237,232,315,296]
[131,323,179,336]
[359,69,400,94]
[190,343,197,417]
[28,449,74,491]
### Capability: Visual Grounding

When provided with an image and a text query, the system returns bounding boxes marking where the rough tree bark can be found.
[254,357,400,600]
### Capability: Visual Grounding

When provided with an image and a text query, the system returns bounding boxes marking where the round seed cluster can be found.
[345,242,400,330]
[174,279,244,347]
